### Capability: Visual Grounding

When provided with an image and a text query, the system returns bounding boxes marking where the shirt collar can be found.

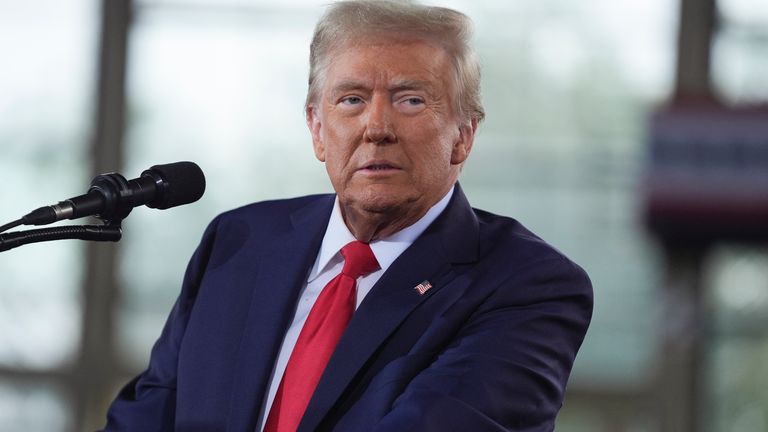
[308,186,455,282]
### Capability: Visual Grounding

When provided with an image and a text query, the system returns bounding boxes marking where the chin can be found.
[349,185,417,214]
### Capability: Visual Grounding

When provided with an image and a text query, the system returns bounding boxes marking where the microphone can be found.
[21,161,206,226]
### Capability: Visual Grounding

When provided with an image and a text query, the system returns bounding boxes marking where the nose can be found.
[363,95,396,145]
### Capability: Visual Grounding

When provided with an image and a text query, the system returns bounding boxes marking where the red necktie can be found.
[264,241,379,432]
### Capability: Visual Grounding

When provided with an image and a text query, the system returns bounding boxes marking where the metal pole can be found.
[674,0,717,99]
[657,248,708,432]
[74,0,132,430]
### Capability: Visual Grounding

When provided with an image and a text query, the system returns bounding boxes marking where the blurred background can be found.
[0,0,766,430]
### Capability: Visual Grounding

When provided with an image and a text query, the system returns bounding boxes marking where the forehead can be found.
[322,37,455,92]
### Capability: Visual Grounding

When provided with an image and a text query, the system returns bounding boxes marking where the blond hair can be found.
[307,0,485,123]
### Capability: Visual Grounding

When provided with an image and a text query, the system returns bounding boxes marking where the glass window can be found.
[0,2,98,430]
[707,1,768,429]
[706,246,768,432]
[712,0,768,104]
[0,382,71,432]
[0,0,96,368]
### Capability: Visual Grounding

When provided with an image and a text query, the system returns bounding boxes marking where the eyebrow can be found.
[388,79,436,95]
[330,80,372,95]
[329,79,437,96]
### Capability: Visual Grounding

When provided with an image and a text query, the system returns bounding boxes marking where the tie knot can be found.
[340,241,379,279]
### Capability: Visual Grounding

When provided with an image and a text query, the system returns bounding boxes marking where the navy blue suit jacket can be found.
[104,185,593,431]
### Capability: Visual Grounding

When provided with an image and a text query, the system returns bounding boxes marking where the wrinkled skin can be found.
[307,36,477,242]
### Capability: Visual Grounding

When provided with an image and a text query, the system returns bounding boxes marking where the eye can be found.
[404,97,424,106]
[396,95,426,113]
[340,96,364,105]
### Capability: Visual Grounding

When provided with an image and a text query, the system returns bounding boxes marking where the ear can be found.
[450,118,477,165]
[306,104,325,162]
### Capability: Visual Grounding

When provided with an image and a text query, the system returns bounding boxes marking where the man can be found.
[104,1,592,431]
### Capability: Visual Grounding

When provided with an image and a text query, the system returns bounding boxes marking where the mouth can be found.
[358,161,402,173]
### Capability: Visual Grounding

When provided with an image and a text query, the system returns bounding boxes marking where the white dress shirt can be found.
[258,187,454,430]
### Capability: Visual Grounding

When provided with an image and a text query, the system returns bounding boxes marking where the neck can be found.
[341,202,429,242]
[340,184,454,242]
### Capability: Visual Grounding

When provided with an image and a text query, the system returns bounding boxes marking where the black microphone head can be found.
[143,161,206,210]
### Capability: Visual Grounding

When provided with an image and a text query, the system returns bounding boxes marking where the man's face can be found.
[307,37,476,226]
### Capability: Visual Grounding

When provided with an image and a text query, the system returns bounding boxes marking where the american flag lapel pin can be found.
[414,280,433,295]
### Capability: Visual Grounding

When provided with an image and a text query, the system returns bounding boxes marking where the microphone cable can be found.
[0,219,23,234]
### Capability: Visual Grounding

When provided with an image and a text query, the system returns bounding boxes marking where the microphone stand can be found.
[1,171,139,252]
[0,220,123,253]
[0,161,205,253]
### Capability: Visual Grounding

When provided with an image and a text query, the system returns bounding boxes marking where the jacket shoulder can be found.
[216,193,334,224]
[472,207,589,280]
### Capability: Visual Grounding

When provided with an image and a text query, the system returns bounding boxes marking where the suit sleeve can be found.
[101,216,221,432]
[373,256,593,432]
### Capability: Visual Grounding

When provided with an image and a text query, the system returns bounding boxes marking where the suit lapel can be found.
[299,184,479,431]
[226,195,334,432]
